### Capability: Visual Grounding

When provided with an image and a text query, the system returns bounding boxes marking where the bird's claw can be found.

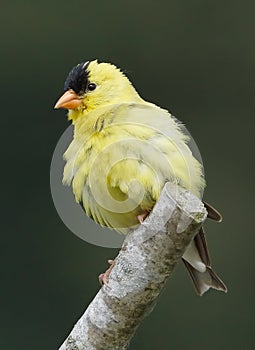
[137,211,149,224]
[98,259,115,286]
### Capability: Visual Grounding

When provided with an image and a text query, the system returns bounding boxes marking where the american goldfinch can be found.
[54,60,227,295]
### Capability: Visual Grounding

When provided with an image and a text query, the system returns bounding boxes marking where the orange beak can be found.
[54,90,82,110]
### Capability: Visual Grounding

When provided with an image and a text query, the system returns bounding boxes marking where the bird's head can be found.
[54,60,142,122]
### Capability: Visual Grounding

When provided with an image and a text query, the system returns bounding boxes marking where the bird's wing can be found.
[203,201,222,222]
[113,103,205,196]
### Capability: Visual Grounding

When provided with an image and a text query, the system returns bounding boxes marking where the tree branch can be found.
[59,183,207,350]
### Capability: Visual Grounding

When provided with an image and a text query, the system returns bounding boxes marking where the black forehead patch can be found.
[64,61,90,94]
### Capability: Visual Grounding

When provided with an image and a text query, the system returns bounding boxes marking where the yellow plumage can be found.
[58,60,205,232]
[54,59,228,295]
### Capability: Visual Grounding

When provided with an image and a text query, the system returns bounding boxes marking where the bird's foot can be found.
[137,211,150,224]
[98,259,115,286]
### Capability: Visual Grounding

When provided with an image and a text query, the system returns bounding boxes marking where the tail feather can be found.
[182,258,227,296]
[182,225,227,296]
[194,225,211,266]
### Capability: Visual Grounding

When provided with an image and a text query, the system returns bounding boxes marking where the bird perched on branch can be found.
[54,60,227,296]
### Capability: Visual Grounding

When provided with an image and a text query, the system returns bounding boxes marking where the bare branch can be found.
[59,183,207,350]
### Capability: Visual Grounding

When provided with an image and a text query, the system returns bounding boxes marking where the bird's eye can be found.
[87,83,97,91]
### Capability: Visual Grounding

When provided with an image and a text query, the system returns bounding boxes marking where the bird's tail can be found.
[182,202,227,296]
[182,254,227,296]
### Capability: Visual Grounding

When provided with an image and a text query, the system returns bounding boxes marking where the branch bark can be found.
[59,183,207,350]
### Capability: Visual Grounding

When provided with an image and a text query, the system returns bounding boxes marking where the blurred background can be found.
[1,0,254,349]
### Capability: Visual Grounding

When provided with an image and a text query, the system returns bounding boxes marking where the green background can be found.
[1,0,254,349]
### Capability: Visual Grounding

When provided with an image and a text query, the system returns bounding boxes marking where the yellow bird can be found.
[55,60,227,295]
